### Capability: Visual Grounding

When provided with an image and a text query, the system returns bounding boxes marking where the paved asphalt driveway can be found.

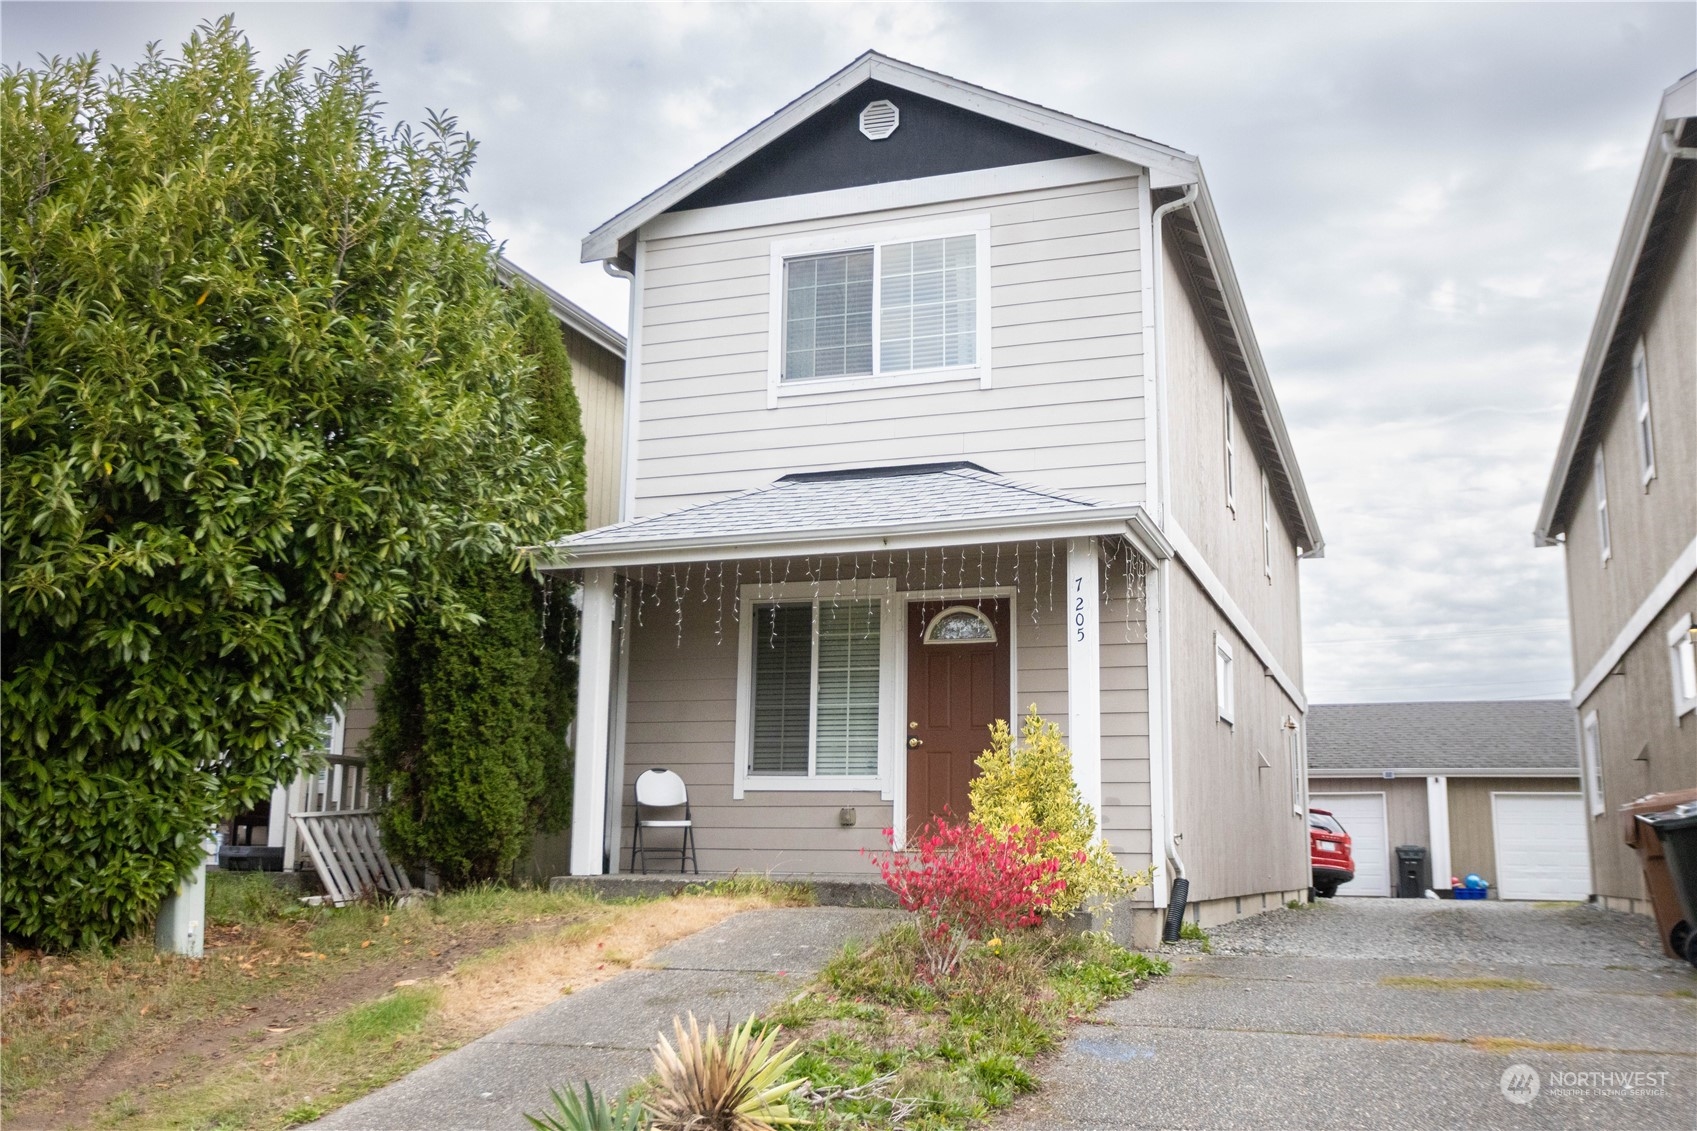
[1002,899,1696,1130]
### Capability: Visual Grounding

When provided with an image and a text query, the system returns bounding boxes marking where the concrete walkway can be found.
[314,906,902,1131]
[999,900,1697,1130]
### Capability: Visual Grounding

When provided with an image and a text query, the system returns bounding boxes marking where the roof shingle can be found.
[1307,701,1577,773]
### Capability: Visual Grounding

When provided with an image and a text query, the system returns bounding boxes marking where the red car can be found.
[1309,807,1355,898]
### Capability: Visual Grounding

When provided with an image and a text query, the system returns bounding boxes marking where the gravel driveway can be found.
[1001,899,1696,1130]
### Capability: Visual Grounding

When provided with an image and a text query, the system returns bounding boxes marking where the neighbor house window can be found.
[774,221,988,392]
[1262,472,1273,581]
[734,579,898,795]
[1594,448,1610,564]
[1581,710,1604,817]
[1632,339,1655,487]
[1215,632,1235,725]
[1223,387,1237,512]
[1669,615,1697,718]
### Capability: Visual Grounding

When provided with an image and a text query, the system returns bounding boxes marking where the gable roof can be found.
[541,462,1171,568]
[1307,700,1578,774]
[581,51,1196,265]
[1535,71,1697,546]
[496,257,626,361]
[579,51,1322,557]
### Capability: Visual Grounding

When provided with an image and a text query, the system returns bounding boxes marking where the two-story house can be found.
[548,53,1323,941]
[1535,71,1697,919]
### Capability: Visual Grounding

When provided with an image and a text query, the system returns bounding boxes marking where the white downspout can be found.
[604,257,638,525]
[1149,182,1199,888]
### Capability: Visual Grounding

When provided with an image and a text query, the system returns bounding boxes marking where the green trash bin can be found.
[1639,802,1697,968]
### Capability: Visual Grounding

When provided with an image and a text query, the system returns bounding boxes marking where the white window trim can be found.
[1632,338,1655,489]
[1669,615,1697,718]
[1223,386,1237,513]
[1261,472,1273,582]
[1581,710,1604,818]
[1215,631,1235,725]
[732,578,901,798]
[765,215,992,407]
[1594,447,1611,564]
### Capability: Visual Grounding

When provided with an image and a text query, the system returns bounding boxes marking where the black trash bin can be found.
[1639,802,1697,967]
[1395,845,1431,899]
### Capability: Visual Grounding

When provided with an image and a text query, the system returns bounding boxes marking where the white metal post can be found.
[1066,538,1102,823]
[155,850,210,957]
[570,568,616,875]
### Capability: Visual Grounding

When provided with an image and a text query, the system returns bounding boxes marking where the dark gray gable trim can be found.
[667,80,1092,212]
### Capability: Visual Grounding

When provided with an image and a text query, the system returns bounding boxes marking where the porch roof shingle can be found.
[552,462,1130,559]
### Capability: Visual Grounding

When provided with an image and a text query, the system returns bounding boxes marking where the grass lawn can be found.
[765,923,1168,1129]
[2,872,807,1130]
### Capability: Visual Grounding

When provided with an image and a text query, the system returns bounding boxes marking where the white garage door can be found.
[1493,793,1590,900]
[1312,792,1390,897]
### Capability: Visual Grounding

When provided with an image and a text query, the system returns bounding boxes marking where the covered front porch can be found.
[545,464,1170,889]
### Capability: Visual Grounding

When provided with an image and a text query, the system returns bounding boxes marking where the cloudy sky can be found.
[7,3,1693,704]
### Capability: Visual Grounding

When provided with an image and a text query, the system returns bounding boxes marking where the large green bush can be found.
[367,285,582,887]
[0,20,578,950]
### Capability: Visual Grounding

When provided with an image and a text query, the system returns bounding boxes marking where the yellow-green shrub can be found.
[969,707,1148,915]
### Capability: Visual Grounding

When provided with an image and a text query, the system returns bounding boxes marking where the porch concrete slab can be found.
[311,907,901,1131]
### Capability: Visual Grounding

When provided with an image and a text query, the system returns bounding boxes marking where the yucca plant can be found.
[649,1013,806,1131]
[526,1082,647,1131]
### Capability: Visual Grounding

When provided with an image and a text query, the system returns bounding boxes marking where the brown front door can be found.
[906,598,1011,838]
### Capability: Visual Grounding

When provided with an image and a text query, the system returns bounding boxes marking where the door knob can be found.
[908,737,924,748]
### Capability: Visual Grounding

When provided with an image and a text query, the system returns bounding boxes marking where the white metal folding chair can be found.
[631,768,698,874]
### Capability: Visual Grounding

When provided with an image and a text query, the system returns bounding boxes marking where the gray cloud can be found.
[7,2,1692,703]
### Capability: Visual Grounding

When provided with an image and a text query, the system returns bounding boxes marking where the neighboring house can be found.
[1535,72,1697,918]
[225,262,627,877]
[545,52,1324,941]
[1308,701,1585,900]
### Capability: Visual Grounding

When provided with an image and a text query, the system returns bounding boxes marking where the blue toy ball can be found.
[1464,873,1488,890]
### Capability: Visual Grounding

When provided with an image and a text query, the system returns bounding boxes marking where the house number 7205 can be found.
[1073,577,1087,642]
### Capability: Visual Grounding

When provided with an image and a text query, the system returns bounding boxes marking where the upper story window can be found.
[768,219,990,403]
[1223,386,1237,513]
[1632,338,1655,487]
[1594,448,1611,564]
[1262,472,1273,581]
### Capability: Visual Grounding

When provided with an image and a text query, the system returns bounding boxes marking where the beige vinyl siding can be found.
[1561,182,1695,676]
[561,325,626,532]
[1447,776,1585,897]
[631,175,1147,516]
[1575,575,1697,905]
[614,542,1151,875]
[1162,240,1305,682]
[1168,570,1309,901]
[1309,776,1429,858]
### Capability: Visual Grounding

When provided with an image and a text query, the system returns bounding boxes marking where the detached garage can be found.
[1308,701,1587,901]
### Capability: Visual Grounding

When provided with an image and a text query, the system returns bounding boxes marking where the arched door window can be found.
[923,606,997,644]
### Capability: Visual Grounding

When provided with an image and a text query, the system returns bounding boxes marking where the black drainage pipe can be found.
[1162,877,1190,943]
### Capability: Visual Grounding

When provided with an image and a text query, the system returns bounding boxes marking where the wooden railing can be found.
[283,755,374,871]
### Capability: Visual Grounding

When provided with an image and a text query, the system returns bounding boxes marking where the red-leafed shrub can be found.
[866,819,1067,981]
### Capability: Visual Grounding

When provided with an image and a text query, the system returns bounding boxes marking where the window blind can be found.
[880,235,976,373]
[784,249,873,380]
[814,601,881,776]
[751,604,813,774]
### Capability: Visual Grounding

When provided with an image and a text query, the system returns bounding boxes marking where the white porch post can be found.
[1066,538,1102,822]
[570,568,617,875]
[1426,776,1451,887]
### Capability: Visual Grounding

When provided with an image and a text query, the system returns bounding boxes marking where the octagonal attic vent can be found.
[858,100,899,140]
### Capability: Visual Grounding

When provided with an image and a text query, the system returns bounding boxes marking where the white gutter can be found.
[1309,767,1580,779]
[536,505,1173,571]
[1148,182,1197,890]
